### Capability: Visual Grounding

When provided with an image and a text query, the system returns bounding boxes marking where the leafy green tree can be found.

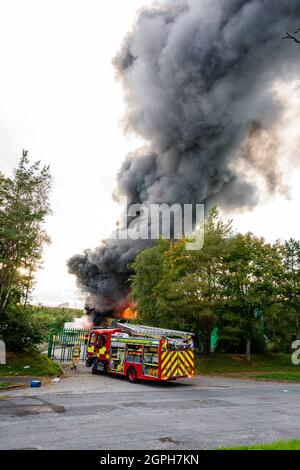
[130,206,300,359]
[153,209,232,355]
[0,150,52,315]
[0,304,49,352]
[282,239,300,339]
[219,234,283,361]
[29,305,84,332]
[264,239,300,351]
[130,239,169,324]
[131,208,232,356]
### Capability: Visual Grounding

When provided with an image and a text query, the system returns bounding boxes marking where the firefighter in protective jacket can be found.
[71,344,81,370]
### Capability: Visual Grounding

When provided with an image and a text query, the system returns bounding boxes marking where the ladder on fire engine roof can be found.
[116,322,194,339]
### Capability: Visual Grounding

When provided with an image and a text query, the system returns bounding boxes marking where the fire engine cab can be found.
[86,323,195,383]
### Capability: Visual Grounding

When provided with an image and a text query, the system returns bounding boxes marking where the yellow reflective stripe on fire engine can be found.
[161,351,176,377]
[87,346,94,353]
[186,350,194,368]
[161,351,171,370]
[171,353,179,375]
[179,351,194,371]
[161,350,195,377]
[176,352,187,376]
[178,352,187,375]
[182,350,194,372]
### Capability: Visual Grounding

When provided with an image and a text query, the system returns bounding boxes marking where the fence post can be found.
[47,325,55,359]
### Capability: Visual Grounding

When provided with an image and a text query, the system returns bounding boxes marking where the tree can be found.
[265,239,300,351]
[0,150,52,315]
[154,209,232,355]
[219,234,283,361]
[130,239,169,324]
[282,239,300,338]
[131,208,232,356]
[0,304,49,352]
[130,207,300,359]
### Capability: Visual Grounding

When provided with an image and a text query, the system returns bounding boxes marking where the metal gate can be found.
[48,328,90,362]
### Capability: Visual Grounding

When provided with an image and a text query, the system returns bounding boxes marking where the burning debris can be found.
[68,0,300,321]
[83,304,136,326]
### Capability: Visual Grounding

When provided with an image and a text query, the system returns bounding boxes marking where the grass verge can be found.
[0,382,14,388]
[220,440,300,450]
[195,353,298,375]
[251,372,300,381]
[0,351,61,377]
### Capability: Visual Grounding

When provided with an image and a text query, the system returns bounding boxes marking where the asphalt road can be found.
[0,366,300,450]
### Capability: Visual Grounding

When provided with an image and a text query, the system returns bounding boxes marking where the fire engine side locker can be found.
[109,342,125,374]
[143,343,159,378]
[109,336,144,378]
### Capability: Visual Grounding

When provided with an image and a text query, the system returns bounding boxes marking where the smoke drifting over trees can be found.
[68,0,300,314]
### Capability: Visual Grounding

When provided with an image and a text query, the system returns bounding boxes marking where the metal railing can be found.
[48,328,90,362]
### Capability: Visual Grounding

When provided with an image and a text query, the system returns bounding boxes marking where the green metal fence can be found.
[48,328,90,362]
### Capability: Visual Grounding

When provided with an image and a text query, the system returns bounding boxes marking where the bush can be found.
[0,304,48,352]
[0,304,84,352]
[0,351,62,376]
[28,305,84,331]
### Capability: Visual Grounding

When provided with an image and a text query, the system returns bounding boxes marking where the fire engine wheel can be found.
[92,359,107,375]
[91,359,99,374]
[127,367,138,383]
[86,358,93,368]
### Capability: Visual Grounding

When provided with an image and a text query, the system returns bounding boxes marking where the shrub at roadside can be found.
[0,304,48,352]
[0,351,61,377]
[0,304,84,353]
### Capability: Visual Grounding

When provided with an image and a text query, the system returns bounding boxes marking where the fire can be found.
[120,306,136,320]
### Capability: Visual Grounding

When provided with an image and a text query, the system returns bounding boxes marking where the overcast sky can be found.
[1,0,300,307]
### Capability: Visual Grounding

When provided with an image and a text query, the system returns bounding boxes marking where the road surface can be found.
[0,366,300,449]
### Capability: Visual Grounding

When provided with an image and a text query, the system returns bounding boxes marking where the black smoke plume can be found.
[68,0,300,316]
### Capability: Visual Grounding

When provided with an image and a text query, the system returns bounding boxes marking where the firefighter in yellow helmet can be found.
[71,343,81,370]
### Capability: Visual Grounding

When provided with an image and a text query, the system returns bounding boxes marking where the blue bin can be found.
[30,380,42,388]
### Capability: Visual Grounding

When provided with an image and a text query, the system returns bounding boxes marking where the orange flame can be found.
[120,306,136,320]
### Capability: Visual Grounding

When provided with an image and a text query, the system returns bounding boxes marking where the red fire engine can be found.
[86,323,195,383]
